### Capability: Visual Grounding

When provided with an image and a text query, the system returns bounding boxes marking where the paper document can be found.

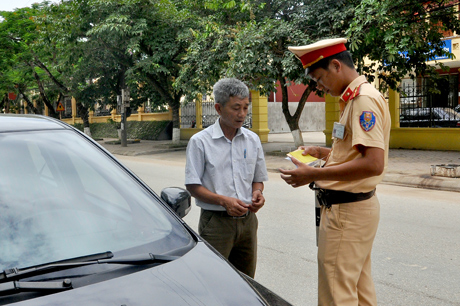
[286,149,318,165]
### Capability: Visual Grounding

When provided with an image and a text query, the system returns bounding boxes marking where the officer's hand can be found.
[298,145,320,158]
[249,190,265,213]
[222,196,250,216]
[279,157,317,188]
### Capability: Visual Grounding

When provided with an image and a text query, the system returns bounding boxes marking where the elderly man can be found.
[185,78,268,278]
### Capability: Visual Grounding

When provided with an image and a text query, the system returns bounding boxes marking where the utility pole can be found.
[119,89,129,147]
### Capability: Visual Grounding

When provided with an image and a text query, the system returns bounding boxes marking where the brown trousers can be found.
[318,195,380,306]
[198,209,258,278]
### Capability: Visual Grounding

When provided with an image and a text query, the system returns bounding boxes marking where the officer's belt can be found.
[309,183,375,208]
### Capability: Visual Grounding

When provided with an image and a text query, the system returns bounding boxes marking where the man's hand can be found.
[279,156,317,188]
[221,196,250,216]
[249,190,265,213]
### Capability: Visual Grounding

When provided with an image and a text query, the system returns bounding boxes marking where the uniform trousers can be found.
[198,209,258,278]
[318,195,380,306]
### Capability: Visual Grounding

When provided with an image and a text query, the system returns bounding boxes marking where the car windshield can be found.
[0,130,193,271]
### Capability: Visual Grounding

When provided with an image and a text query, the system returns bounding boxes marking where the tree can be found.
[1,0,194,139]
[0,2,83,119]
[177,0,357,146]
[347,0,460,93]
[0,4,58,116]
[74,0,197,142]
[180,0,460,147]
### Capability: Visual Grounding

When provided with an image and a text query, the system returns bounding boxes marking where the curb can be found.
[110,147,187,156]
[265,169,460,193]
[382,173,460,193]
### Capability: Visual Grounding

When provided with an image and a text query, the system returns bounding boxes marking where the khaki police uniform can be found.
[289,38,391,306]
[315,76,391,306]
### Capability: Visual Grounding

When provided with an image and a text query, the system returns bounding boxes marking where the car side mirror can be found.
[161,187,191,218]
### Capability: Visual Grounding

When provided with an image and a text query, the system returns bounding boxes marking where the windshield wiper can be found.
[1,253,179,283]
[0,279,72,296]
[0,251,113,283]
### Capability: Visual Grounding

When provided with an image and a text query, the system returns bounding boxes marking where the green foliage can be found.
[2,0,460,136]
[347,0,460,92]
[1,0,193,125]
[73,120,171,140]
[176,0,351,137]
[227,19,310,96]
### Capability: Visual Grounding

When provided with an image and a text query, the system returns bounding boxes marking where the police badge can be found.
[360,111,376,131]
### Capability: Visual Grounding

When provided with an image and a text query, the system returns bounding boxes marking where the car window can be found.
[0,130,193,271]
[438,108,460,119]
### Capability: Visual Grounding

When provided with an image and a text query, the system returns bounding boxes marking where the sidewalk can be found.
[97,131,460,193]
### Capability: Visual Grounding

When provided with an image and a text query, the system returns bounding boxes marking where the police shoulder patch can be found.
[359,111,376,132]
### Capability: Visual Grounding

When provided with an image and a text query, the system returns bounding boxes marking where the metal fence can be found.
[180,101,252,128]
[399,77,460,128]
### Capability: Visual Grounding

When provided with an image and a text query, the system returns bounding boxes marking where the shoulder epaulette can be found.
[350,85,362,100]
[341,84,362,102]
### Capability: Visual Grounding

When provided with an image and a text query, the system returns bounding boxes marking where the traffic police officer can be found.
[280,38,391,306]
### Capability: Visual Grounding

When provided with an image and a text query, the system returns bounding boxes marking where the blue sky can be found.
[0,0,41,12]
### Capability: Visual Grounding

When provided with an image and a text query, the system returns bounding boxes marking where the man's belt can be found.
[211,210,250,219]
[309,183,375,209]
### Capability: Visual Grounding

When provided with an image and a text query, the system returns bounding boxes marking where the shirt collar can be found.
[340,75,367,103]
[211,118,243,140]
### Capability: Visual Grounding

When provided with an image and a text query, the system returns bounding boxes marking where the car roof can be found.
[0,114,69,132]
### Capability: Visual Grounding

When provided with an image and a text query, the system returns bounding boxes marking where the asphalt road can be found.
[117,153,460,306]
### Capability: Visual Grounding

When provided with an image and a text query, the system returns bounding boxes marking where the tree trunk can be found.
[144,73,182,143]
[279,78,313,147]
[33,57,69,93]
[18,88,40,114]
[171,95,181,144]
[0,94,6,113]
[291,129,303,148]
[76,101,91,137]
[5,97,9,113]
[31,66,59,118]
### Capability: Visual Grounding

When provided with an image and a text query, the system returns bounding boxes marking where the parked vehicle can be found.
[0,114,291,306]
[454,104,460,114]
[399,107,460,127]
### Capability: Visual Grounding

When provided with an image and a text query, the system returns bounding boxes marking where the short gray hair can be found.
[213,78,249,107]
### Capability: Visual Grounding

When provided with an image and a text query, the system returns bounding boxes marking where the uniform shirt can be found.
[185,119,268,211]
[316,75,391,193]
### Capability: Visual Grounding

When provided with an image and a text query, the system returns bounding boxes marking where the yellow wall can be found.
[390,128,460,150]
[181,127,202,140]
[57,87,459,151]
[250,91,270,143]
[61,105,172,125]
[324,95,341,147]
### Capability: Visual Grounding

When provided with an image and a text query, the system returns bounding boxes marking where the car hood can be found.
[9,242,267,306]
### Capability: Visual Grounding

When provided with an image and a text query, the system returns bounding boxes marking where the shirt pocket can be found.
[241,158,256,182]
[330,129,350,161]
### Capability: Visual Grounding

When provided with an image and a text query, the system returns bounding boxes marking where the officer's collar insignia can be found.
[359,111,376,132]
[341,84,362,102]
[341,88,353,102]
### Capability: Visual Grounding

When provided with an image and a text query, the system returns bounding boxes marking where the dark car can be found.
[0,114,291,306]
[399,107,460,127]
